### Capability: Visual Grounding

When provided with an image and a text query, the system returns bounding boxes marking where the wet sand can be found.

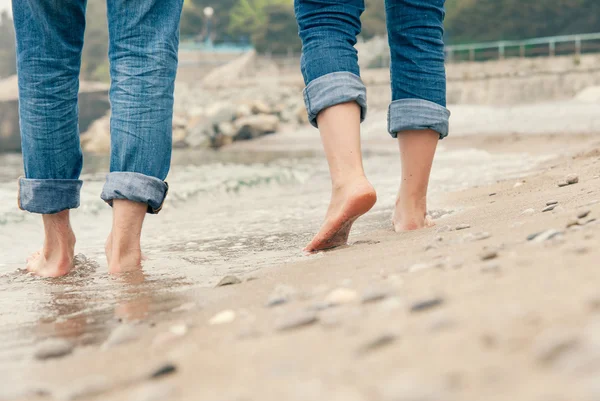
[2,130,600,401]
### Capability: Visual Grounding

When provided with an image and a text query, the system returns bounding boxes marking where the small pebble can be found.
[533,330,580,365]
[481,262,501,273]
[542,204,557,212]
[325,288,358,305]
[577,210,591,219]
[437,225,452,233]
[489,192,497,196]
[410,297,444,313]
[169,324,188,336]
[102,324,140,349]
[361,287,390,304]
[356,334,397,356]
[33,339,74,360]
[480,250,498,261]
[455,224,471,231]
[522,208,536,216]
[132,383,175,401]
[215,275,242,287]
[514,182,524,188]
[209,310,236,325]
[150,363,177,379]
[275,311,318,332]
[464,232,491,242]
[171,302,196,312]
[566,218,580,228]
[566,174,579,185]
[266,295,288,308]
[546,200,559,206]
[531,229,563,243]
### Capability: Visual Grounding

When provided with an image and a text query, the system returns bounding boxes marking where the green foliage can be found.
[229,0,289,37]
[252,4,301,54]
[0,11,16,78]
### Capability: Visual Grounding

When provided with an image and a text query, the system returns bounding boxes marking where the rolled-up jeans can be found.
[12,0,183,215]
[295,0,450,139]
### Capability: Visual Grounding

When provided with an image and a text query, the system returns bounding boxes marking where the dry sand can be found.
[4,132,600,401]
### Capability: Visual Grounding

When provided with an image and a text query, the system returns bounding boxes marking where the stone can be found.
[132,383,175,401]
[530,229,564,243]
[102,324,140,349]
[578,210,591,219]
[216,275,242,287]
[356,334,397,355]
[542,204,557,212]
[533,329,580,365]
[150,363,177,379]
[455,224,471,230]
[408,263,432,273]
[325,288,358,305]
[235,104,252,119]
[169,324,189,336]
[265,284,297,308]
[464,232,491,242]
[480,249,498,261]
[546,200,559,206]
[250,100,271,115]
[566,174,580,185]
[481,262,501,273]
[514,182,524,188]
[361,287,390,304]
[566,218,581,228]
[217,121,236,137]
[33,339,74,360]
[234,114,279,140]
[266,294,288,308]
[522,208,536,216]
[410,297,444,313]
[489,192,497,196]
[55,376,110,401]
[209,310,236,325]
[275,311,318,332]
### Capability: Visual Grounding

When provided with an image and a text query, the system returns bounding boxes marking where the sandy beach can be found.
[2,126,599,401]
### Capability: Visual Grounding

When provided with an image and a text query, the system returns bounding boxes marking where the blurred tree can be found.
[361,0,386,39]
[180,0,238,41]
[0,11,16,78]
[252,3,301,54]
[228,0,289,38]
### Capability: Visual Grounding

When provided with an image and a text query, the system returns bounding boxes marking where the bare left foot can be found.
[27,211,76,278]
[392,195,435,232]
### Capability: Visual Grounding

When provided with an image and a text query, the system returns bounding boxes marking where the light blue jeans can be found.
[295,0,450,139]
[13,0,183,215]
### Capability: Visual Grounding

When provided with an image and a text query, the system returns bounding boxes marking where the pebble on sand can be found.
[102,324,140,349]
[529,229,564,243]
[464,232,492,242]
[325,288,358,305]
[480,249,499,261]
[521,208,536,216]
[361,287,390,304]
[410,297,445,313]
[33,339,74,360]
[558,174,579,187]
[532,329,580,365]
[356,334,397,356]
[275,311,318,332]
[542,204,557,212]
[481,262,501,273]
[577,210,591,219]
[150,363,177,379]
[455,224,471,231]
[546,200,559,206]
[209,310,236,325]
[216,275,242,287]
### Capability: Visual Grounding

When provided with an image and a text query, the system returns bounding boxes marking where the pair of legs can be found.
[13,0,184,277]
[295,0,450,252]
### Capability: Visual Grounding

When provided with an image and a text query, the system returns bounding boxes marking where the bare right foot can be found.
[106,200,147,275]
[305,177,377,253]
[27,210,76,278]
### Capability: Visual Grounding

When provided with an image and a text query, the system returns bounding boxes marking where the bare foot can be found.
[392,195,435,232]
[27,211,76,278]
[106,200,147,275]
[305,177,377,252]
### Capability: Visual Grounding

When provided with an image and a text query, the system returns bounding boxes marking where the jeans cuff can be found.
[388,99,451,139]
[303,72,367,128]
[101,172,169,215]
[18,178,83,214]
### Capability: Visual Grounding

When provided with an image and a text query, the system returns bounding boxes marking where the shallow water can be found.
[0,123,552,365]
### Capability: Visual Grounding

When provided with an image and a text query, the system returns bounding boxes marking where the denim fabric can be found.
[101,172,168,214]
[295,0,450,138]
[12,0,183,214]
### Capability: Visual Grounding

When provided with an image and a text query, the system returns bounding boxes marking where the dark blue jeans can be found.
[13,0,183,215]
[295,0,449,139]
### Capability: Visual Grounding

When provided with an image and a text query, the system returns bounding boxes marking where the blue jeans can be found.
[12,0,183,215]
[295,0,450,138]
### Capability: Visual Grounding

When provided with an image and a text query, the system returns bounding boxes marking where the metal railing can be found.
[445,32,600,63]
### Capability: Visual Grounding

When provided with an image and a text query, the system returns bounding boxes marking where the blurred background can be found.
[1,0,600,370]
